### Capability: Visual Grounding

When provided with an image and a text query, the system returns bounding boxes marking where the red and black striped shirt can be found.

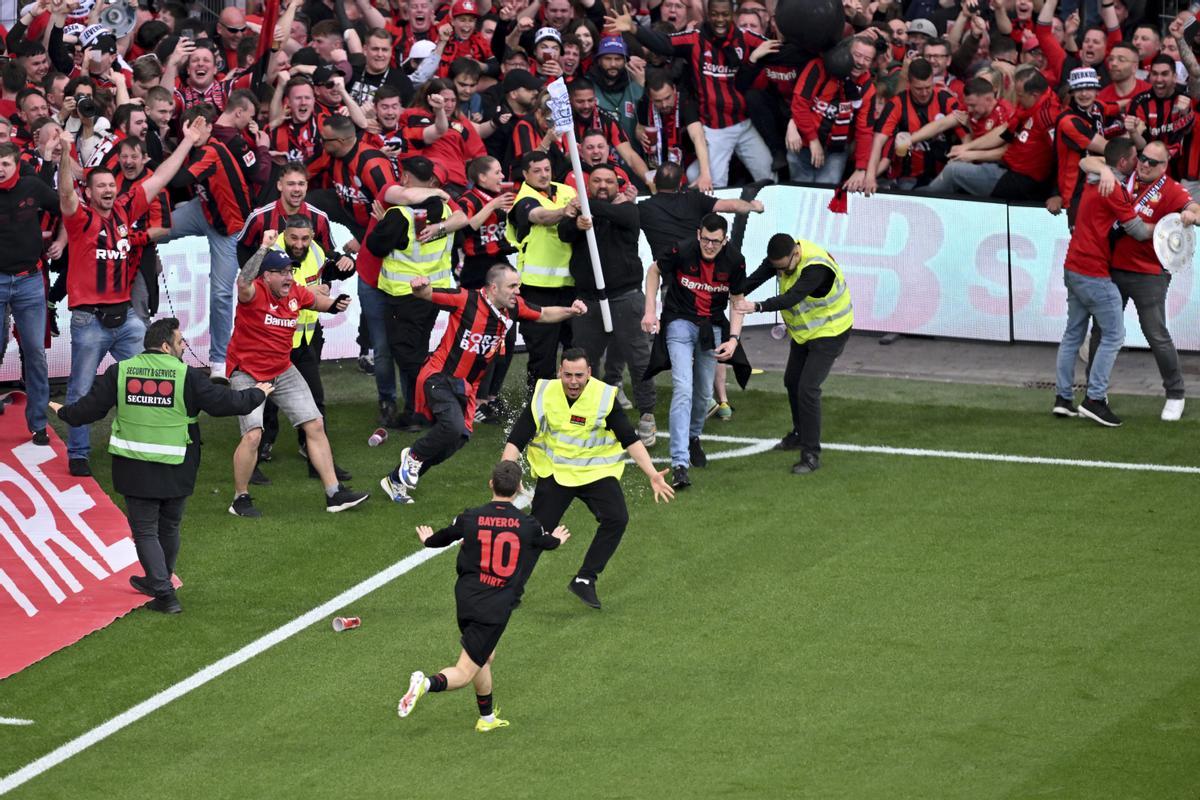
[436,33,492,77]
[306,136,399,232]
[1130,89,1194,159]
[64,190,150,308]
[1055,102,1118,207]
[458,187,514,260]
[649,24,767,129]
[270,112,328,164]
[238,199,335,253]
[186,140,253,235]
[791,60,870,151]
[507,115,569,181]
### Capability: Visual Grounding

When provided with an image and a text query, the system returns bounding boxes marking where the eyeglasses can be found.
[1138,154,1166,167]
[699,235,726,246]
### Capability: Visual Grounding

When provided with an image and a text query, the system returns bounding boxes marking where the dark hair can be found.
[132,56,164,83]
[112,103,145,133]
[119,137,147,155]
[12,40,47,58]
[964,77,994,97]
[1110,41,1138,58]
[1104,136,1135,166]
[700,213,728,235]
[0,142,20,162]
[907,58,933,81]
[922,36,950,53]
[365,27,393,43]
[467,155,498,184]
[135,20,171,51]
[86,166,117,186]
[589,163,618,180]
[16,88,46,111]
[146,85,173,106]
[279,161,308,180]
[144,317,181,351]
[767,233,795,260]
[322,114,357,138]
[580,127,606,142]
[286,75,315,95]
[374,84,403,103]
[990,37,1018,58]
[311,19,342,39]
[449,57,482,81]
[226,88,259,113]
[569,76,595,94]
[645,69,672,94]
[1019,70,1048,95]
[560,347,591,366]
[521,150,551,173]
[1150,53,1176,70]
[1,61,27,94]
[490,460,523,497]
[182,102,218,125]
[485,262,517,287]
[283,214,314,230]
[654,161,684,191]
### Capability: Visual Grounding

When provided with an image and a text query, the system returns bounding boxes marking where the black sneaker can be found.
[358,353,375,375]
[306,459,352,482]
[250,465,271,486]
[147,593,182,614]
[689,437,707,468]
[774,431,803,451]
[1079,397,1122,427]
[1052,396,1079,418]
[326,485,369,513]
[671,465,691,490]
[792,454,821,475]
[68,458,92,477]
[129,575,156,597]
[31,429,50,446]
[229,493,261,518]
[567,576,601,609]
[258,442,273,462]
[380,400,400,429]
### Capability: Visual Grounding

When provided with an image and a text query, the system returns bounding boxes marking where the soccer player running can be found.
[380,264,586,504]
[398,460,570,731]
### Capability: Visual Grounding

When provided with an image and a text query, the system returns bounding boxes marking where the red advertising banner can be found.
[0,393,156,680]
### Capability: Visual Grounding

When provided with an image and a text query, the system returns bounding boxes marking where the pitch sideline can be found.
[4,434,1196,795]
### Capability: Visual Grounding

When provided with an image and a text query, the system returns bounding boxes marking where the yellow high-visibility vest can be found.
[272,234,324,348]
[504,181,575,288]
[526,376,625,485]
[377,205,454,297]
[779,239,854,344]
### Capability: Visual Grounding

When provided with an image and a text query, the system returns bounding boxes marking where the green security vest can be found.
[378,205,454,297]
[527,377,625,486]
[504,181,575,289]
[273,235,324,348]
[780,240,854,344]
[109,353,194,464]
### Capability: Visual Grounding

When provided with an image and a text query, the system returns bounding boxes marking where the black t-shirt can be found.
[424,500,561,623]
[347,66,415,107]
[658,238,746,323]
[639,189,718,260]
[0,176,62,274]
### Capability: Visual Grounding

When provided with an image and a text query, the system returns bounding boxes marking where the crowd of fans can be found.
[0,0,1192,457]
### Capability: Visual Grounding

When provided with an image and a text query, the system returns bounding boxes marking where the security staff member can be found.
[364,156,467,429]
[733,234,854,475]
[505,150,579,392]
[502,348,674,610]
[259,216,353,483]
[52,318,270,614]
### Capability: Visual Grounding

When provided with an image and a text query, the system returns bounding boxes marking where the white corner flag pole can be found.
[546,77,613,332]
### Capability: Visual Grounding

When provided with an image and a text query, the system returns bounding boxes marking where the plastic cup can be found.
[332,616,361,632]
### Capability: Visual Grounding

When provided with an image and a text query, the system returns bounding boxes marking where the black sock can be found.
[428,673,448,693]
[476,693,494,717]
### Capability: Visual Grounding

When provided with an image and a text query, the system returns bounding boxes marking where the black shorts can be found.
[458,615,508,667]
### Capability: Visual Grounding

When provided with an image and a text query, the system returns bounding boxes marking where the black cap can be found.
[93,34,118,55]
[312,64,336,85]
[501,68,542,94]
[403,155,437,183]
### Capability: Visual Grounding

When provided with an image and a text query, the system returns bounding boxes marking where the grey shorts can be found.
[232,366,321,435]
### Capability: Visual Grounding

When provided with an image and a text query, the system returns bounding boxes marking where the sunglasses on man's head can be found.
[223,24,247,33]
[1138,154,1166,167]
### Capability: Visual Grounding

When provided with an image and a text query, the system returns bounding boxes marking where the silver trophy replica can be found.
[1152,212,1195,274]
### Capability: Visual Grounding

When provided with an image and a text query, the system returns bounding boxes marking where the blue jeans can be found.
[787,148,848,186]
[357,279,396,403]
[67,310,145,460]
[0,272,49,432]
[1055,270,1124,401]
[665,319,716,468]
[164,199,237,364]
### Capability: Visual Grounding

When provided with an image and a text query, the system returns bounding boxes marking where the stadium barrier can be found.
[8,184,1198,381]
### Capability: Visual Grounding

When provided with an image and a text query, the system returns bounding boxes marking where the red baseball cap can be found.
[450,0,479,17]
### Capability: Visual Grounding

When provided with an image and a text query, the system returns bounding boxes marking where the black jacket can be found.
[557,197,642,301]
[57,353,266,499]
[0,176,60,274]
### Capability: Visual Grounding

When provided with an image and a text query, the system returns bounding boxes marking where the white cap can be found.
[404,39,438,64]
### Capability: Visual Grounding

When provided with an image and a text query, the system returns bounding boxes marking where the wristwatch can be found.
[729,334,740,341]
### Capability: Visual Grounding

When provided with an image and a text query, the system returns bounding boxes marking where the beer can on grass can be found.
[332,616,362,632]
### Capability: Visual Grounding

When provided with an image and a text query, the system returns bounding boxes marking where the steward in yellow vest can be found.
[52,318,268,613]
[737,234,855,476]
[504,151,581,388]
[501,348,674,610]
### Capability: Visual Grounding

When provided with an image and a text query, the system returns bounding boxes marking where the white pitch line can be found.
[823,442,1200,475]
[0,544,455,797]
[0,719,33,727]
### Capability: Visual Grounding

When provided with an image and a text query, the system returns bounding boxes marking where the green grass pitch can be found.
[2,356,1199,799]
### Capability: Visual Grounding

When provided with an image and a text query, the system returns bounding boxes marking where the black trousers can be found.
[385,295,439,416]
[125,495,188,597]
[408,372,469,473]
[785,330,849,458]
[746,88,788,164]
[519,285,576,393]
[263,325,325,450]
[530,474,629,582]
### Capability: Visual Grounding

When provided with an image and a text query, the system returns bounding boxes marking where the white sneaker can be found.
[615,387,633,410]
[209,362,227,383]
[398,670,426,718]
[1161,398,1185,421]
[398,447,422,488]
[637,413,656,448]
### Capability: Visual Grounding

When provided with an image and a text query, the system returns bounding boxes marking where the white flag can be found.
[545,77,574,134]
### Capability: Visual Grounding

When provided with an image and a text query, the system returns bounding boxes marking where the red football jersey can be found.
[226,279,318,380]
[1111,175,1192,274]
[1063,181,1138,278]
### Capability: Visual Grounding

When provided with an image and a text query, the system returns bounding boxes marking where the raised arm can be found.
[238,229,276,302]
[139,117,204,202]
[57,129,79,216]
